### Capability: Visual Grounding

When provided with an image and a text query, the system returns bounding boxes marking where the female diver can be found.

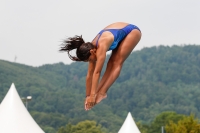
[60,22,141,110]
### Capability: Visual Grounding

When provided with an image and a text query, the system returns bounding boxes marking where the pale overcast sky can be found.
[0,0,200,66]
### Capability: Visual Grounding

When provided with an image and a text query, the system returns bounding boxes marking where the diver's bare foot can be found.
[95,93,107,104]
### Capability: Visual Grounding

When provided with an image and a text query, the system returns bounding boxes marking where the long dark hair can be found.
[60,35,95,61]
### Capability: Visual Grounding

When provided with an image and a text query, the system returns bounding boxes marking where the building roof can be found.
[118,112,141,133]
[0,83,45,133]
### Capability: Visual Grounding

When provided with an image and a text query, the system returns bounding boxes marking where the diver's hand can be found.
[85,94,96,110]
[84,96,89,110]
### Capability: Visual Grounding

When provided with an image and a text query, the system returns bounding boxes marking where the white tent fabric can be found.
[118,112,141,133]
[0,83,45,133]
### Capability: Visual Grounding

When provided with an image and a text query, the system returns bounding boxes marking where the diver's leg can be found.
[96,29,141,103]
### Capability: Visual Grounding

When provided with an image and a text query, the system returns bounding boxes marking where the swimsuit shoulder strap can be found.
[96,30,105,47]
[96,29,116,47]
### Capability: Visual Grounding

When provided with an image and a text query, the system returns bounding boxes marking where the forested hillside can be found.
[0,45,200,133]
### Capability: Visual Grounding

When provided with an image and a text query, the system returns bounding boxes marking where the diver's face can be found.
[88,53,97,62]
[84,49,97,62]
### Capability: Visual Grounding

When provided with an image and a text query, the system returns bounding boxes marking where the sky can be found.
[0,0,200,67]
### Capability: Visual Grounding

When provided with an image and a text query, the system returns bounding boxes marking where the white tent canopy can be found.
[118,112,141,133]
[0,83,45,133]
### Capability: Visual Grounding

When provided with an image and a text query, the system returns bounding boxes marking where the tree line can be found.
[0,44,200,133]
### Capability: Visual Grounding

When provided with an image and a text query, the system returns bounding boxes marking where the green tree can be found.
[137,122,149,133]
[165,114,200,133]
[57,120,104,133]
[148,111,185,133]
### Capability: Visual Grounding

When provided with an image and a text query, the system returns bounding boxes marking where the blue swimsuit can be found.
[96,24,141,51]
